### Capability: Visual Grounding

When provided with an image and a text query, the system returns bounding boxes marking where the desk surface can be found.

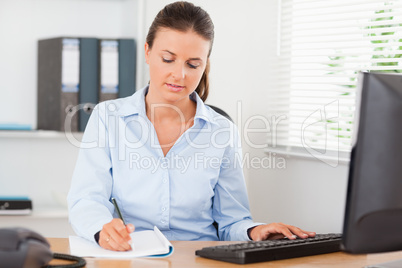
[48,238,402,267]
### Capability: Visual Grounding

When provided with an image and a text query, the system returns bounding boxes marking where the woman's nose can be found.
[171,63,185,80]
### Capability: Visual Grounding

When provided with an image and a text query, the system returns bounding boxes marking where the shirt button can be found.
[162,207,166,211]
[162,178,167,183]
[161,220,165,224]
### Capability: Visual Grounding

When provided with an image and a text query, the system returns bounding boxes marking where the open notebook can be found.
[69,226,174,258]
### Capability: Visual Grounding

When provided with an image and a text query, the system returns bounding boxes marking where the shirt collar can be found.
[191,91,220,126]
[117,85,219,126]
[116,86,148,117]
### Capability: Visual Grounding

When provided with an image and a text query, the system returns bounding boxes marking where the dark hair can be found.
[146,1,214,102]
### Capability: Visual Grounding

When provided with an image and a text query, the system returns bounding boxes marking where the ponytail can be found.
[196,59,210,102]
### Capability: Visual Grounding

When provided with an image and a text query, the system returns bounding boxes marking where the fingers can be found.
[271,223,298,240]
[288,225,311,239]
[250,223,316,241]
[295,227,316,238]
[99,218,134,251]
[126,223,135,233]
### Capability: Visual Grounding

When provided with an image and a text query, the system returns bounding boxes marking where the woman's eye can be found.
[187,63,198,69]
[162,58,173,63]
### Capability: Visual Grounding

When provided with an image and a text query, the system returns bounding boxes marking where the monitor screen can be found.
[342,72,402,254]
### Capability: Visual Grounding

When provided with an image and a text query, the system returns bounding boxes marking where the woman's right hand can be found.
[99,218,135,251]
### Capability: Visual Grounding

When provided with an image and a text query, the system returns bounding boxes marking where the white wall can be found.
[0,133,80,209]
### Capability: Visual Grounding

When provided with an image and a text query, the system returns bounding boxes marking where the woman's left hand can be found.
[249,223,316,241]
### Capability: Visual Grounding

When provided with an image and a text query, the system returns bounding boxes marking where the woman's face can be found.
[145,28,210,104]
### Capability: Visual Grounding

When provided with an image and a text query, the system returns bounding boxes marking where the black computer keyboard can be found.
[195,233,342,264]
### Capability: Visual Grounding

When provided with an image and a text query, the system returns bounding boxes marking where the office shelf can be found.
[0,130,83,140]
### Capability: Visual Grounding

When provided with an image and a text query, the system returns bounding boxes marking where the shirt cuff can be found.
[94,231,101,244]
[247,226,257,240]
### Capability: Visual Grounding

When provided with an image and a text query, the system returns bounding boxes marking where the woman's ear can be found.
[144,42,151,64]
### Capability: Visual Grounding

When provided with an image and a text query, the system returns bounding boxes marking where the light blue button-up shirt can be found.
[67,86,260,243]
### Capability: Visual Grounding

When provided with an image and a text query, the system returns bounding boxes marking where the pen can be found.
[111,197,126,225]
[112,197,135,250]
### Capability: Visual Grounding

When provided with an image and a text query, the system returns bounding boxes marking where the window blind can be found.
[269,0,402,154]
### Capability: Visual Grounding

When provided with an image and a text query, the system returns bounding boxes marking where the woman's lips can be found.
[166,83,185,92]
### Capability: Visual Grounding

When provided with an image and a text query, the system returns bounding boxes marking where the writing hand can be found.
[99,218,135,251]
[249,223,315,241]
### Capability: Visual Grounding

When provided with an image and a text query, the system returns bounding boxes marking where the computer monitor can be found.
[342,72,402,254]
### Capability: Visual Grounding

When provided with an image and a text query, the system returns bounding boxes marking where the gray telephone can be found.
[0,228,85,268]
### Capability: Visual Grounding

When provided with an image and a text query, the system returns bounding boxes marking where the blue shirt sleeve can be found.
[67,103,115,243]
[212,124,263,241]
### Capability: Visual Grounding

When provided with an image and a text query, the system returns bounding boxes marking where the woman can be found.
[67,1,315,251]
